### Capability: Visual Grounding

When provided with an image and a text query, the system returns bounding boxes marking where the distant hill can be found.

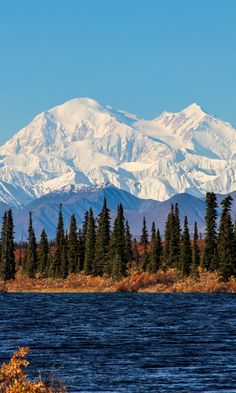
[8,185,207,240]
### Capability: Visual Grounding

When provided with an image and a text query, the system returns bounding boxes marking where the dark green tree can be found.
[140,216,148,245]
[142,245,150,271]
[163,206,174,269]
[0,210,15,281]
[148,228,162,273]
[60,230,69,279]
[180,216,192,276]
[218,195,235,280]
[133,238,140,271]
[202,192,218,271]
[84,208,96,275]
[108,203,128,279]
[0,212,8,281]
[68,214,78,273]
[79,210,89,269]
[6,209,15,280]
[94,198,111,276]
[151,222,156,242]
[51,204,66,278]
[191,222,200,277]
[37,228,49,276]
[125,219,133,267]
[24,212,37,278]
[163,204,181,269]
[172,203,181,267]
[77,229,84,271]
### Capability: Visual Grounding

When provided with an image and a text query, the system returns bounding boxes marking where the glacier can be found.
[0,97,235,206]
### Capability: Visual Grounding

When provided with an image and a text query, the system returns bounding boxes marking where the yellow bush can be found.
[0,347,66,393]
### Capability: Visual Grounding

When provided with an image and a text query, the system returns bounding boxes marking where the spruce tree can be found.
[0,210,15,281]
[148,228,162,273]
[192,222,200,277]
[68,214,78,273]
[151,222,156,242]
[218,195,235,280]
[0,212,8,281]
[108,203,128,279]
[163,204,181,269]
[125,219,133,267]
[51,204,66,278]
[6,210,15,280]
[37,228,49,276]
[24,212,37,278]
[133,238,140,271]
[80,210,89,268]
[77,229,84,272]
[180,216,192,276]
[163,206,174,268]
[84,208,96,275]
[172,203,181,267]
[142,245,150,271]
[202,192,218,271]
[61,230,69,279]
[140,216,148,245]
[94,198,111,276]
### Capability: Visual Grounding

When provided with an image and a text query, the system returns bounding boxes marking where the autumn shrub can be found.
[116,270,179,292]
[0,347,66,393]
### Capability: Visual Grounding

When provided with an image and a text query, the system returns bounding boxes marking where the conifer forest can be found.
[0,192,236,284]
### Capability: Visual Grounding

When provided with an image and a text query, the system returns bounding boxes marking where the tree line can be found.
[0,192,236,282]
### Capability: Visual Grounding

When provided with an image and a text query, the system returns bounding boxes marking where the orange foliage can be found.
[0,348,66,393]
[1,267,236,294]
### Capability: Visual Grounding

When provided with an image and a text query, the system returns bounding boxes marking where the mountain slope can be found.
[11,185,236,241]
[0,98,236,206]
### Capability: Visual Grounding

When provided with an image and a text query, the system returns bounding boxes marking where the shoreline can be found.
[1,270,236,294]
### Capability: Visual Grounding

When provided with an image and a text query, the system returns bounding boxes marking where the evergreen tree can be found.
[6,209,15,280]
[0,212,8,281]
[163,206,174,268]
[77,229,84,271]
[163,204,181,269]
[202,192,218,271]
[51,204,66,278]
[37,228,49,276]
[125,219,133,267]
[0,210,15,281]
[218,195,235,280]
[148,229,162,273]
[151,222,156,242]
[172,203,181,267]
[84,208,96,275]
[108,203,128,279]
[61,230,69,279]
[140,216,148,245]
[133,238,140,271]
[24,212,37,278]
[192,222,200,277]
[142,246,149,271]
[68,214,78,273]
[80,210,89,268]
[180,216,192,276]
[94,198,111,276]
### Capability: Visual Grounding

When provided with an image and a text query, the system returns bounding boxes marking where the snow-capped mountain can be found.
[0,98,235,206]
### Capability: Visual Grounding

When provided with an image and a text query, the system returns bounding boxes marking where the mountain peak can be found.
[181,103,205,116]
[0,98,236,207]
[50,97,103,115]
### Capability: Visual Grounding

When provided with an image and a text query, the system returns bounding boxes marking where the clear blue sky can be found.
[0,0,235,143]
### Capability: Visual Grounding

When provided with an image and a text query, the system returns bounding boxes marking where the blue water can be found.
[0,293,236,392]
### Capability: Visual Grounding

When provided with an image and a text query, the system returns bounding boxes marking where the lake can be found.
[0,293,236,392]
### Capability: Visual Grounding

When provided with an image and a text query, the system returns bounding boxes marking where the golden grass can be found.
[1,268,236,293]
